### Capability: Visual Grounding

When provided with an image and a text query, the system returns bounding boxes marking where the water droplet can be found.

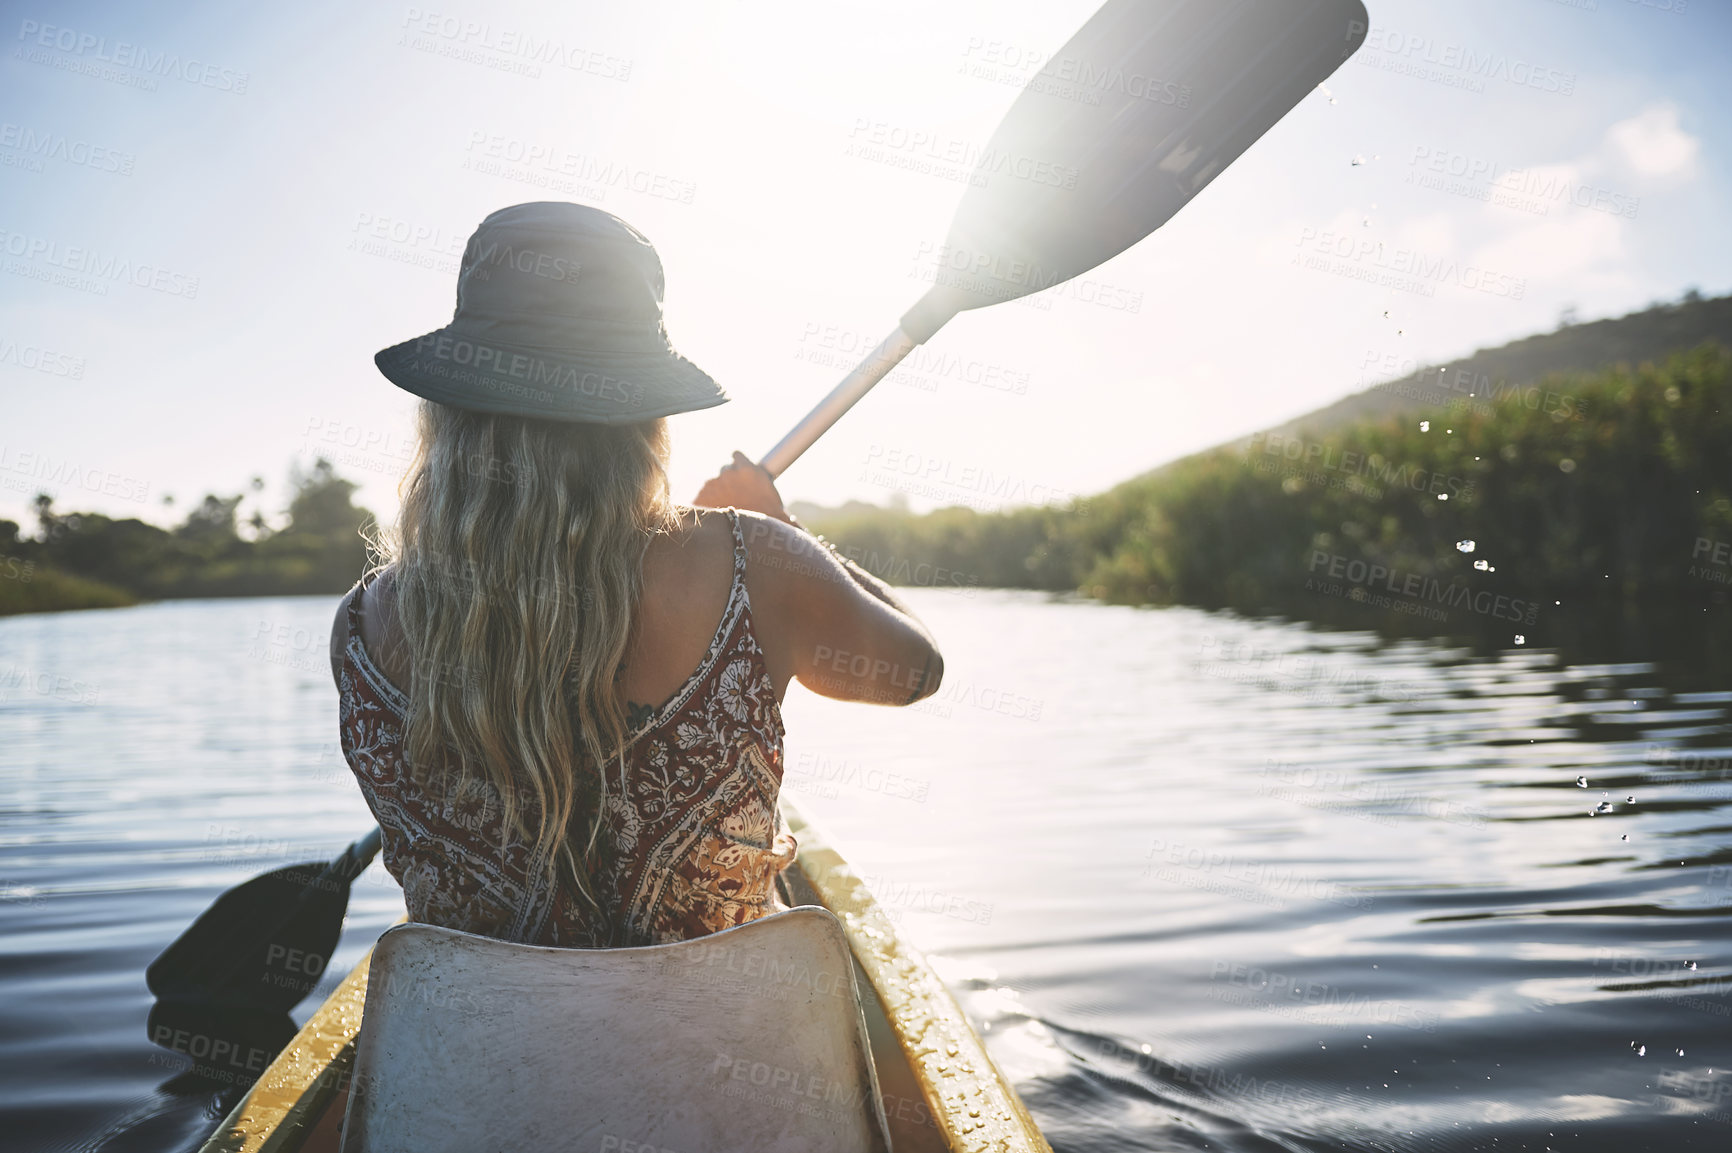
[1688,961,1698,971]
[1638,1045,1646,1057]
[1474,559,1491,571]
[1678,1049,1686,1057]
[1589,808,1598,816]
[1457,540,1476,552]
[1437,493,1449,501]
[1596,801,1614,813]
[1514,635,1526,645]
[1352,154,1367,166]
[1419,421,1430,432]
[1577,776,1588,787]
[1626,795,1635,803]
[1621,834,1629,841]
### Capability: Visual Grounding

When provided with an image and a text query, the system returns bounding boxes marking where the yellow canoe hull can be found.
[196,798,1051,1153]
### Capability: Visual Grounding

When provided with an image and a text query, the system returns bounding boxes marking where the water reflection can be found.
[2,592,1730,1151]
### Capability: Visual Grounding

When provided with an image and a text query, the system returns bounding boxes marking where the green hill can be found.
[1269,290,1730,440]
[801,291,1732,648]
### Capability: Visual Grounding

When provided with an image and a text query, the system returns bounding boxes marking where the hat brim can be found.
[374,328,728,425]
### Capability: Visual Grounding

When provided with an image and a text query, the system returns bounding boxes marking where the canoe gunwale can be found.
[196,797,1050,1152]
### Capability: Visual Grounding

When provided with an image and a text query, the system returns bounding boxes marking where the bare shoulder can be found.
[329,577,365,686]
[645,505,733,569]
[641,506,737,607]
[330,566,407,688]
[733,509,838,585]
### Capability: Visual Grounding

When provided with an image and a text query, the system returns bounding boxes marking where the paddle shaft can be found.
[759,326,921,479]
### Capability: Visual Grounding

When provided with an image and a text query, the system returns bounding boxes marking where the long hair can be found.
[378,400,678,917]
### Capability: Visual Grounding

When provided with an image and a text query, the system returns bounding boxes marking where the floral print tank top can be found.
[336,508,798,948]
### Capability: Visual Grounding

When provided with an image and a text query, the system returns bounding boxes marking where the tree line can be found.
[803,344,1732,642]
[0,459,373,614]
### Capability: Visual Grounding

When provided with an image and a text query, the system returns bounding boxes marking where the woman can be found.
[329,202,942,950]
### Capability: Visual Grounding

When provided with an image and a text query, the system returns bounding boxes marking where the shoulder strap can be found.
[342,577,366,642]
[725,508,748,591]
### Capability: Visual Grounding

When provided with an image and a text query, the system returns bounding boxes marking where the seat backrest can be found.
[341,906,892,1153]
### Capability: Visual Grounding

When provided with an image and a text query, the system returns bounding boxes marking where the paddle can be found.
[759,0,1370,476]
[146,827,382,1013]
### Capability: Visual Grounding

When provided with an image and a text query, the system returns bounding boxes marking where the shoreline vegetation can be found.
[796,293,1731,653]
[0,459,372,617]
[5,295,1728,657]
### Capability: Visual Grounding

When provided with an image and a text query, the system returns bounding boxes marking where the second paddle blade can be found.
[145,860,353,1014]
[903,0,1370,338]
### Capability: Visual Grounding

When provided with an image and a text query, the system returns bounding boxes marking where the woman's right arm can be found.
[695,454,943,706]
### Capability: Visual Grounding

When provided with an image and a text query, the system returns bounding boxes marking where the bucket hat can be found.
[374,202,727,424]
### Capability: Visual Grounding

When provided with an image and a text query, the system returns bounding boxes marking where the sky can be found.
[1,0,1727,533]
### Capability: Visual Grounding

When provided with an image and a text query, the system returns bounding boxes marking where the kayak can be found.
[195,796,1051,1152]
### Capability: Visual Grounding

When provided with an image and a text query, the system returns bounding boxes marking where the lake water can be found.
[4,590,1731,1151]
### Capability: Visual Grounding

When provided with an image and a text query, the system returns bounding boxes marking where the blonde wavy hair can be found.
[377,400,678,919]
